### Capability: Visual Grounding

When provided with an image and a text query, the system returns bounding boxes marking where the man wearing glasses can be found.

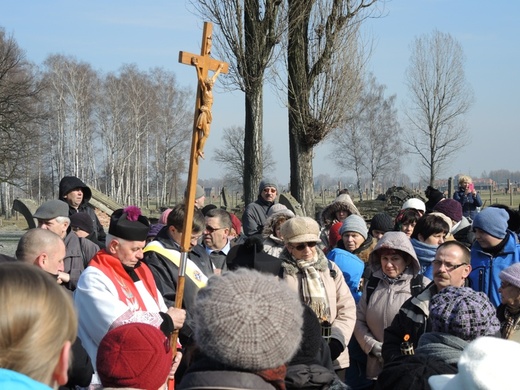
[242,179,278,236]
[382,241,472,363]
[200,208,233,275]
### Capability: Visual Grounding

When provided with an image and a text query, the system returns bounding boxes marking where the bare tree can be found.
[334,74,402,200]
[286,0,377,216]
[190,0,285,205]
[148,68,192,206]
[212,125,276,188]
[40,54,99,194]
[0,28,42,187]
[404,30,473,186]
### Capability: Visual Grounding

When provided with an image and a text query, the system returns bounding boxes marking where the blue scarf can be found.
[411,238,437,279]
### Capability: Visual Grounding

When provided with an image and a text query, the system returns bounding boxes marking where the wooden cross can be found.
[177,22,228,253]
[165,23,228,389]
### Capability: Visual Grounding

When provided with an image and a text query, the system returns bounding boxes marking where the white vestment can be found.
[74,265,168,369]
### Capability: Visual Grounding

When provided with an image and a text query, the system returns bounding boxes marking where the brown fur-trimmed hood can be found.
[320,194,360,227]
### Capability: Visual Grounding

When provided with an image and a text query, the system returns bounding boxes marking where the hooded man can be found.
[59,176,106,245]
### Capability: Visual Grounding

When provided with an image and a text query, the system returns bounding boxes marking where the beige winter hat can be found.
[280,217,321,244]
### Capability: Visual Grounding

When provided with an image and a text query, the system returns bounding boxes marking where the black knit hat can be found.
[369,212,394,236]
[376,355,456,390]
[109,206,150,241]
[70,212,94,234]
[425,186,445,212]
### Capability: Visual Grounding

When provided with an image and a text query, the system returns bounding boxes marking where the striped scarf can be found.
[294,255,331,322]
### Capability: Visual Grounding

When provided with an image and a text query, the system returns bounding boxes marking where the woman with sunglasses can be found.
[279,216,356,382]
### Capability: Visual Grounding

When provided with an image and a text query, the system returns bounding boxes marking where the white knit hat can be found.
[429,337,520,390]
[401,198,426,213]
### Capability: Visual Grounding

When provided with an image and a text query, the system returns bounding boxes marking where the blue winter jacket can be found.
[0,369,51,389]
[469,230,520,307]
[327,247,364,303]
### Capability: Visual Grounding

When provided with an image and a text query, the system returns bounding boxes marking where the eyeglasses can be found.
[205,225,225,233]
[291,242,317,251]
[263,188,277,193]
[432,260,467,272]
[500,281,516,289]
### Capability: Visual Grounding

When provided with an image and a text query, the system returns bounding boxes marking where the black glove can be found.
[328,338,345,361]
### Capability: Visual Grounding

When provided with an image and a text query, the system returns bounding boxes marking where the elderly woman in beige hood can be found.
[354,232,430,382]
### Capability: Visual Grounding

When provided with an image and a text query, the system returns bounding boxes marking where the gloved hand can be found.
[371,341,383,358]
[328,338,345,361]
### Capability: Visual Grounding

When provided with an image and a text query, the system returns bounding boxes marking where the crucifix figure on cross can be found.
[192,57,224,159]
[179,23,229,161]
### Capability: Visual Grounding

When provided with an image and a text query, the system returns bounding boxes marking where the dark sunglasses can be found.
[291,242,317,251]
[205,225,225,233]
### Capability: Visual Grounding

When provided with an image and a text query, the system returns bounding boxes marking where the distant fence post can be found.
[508,179,513,206]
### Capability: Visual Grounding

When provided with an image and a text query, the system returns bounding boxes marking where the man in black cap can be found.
[74,206,186,386]
[59,175,106,245]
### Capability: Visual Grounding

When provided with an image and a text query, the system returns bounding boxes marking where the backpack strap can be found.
[365,274,424,304]
[410,274,424,297]
[365,275,380,304]
[327,260,337,279]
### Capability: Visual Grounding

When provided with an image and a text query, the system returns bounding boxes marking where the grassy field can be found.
[1,189,518,232]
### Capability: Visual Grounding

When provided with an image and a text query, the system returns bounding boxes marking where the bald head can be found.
[16,229,66,274]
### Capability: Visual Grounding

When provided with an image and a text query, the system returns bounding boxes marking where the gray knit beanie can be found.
[500,263,520,289]
[339,214,368,240]
[267,203,295,218]
[193,268,303,371]
[258,179,277,195]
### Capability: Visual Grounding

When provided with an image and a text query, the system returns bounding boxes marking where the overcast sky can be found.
[2,0,519,185]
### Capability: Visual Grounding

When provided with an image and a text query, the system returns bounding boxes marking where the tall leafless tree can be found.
[190,0,285,204]
[286,0,377,216]
[0,29,42,185]
[334,74,402,200]
[148,68,192,206]
[212,125,276,189]
[0,29,45,215]
[40,54,99,194]
[404,30,473,186]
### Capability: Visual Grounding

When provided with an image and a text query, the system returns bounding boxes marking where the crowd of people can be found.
[1,174,520,390]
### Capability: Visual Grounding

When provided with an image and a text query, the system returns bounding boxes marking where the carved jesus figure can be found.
[192,57,224,159]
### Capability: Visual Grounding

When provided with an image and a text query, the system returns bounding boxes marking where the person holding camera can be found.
[453,175,482,220]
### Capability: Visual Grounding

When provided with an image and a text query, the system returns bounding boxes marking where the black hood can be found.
[58,176,92,204]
